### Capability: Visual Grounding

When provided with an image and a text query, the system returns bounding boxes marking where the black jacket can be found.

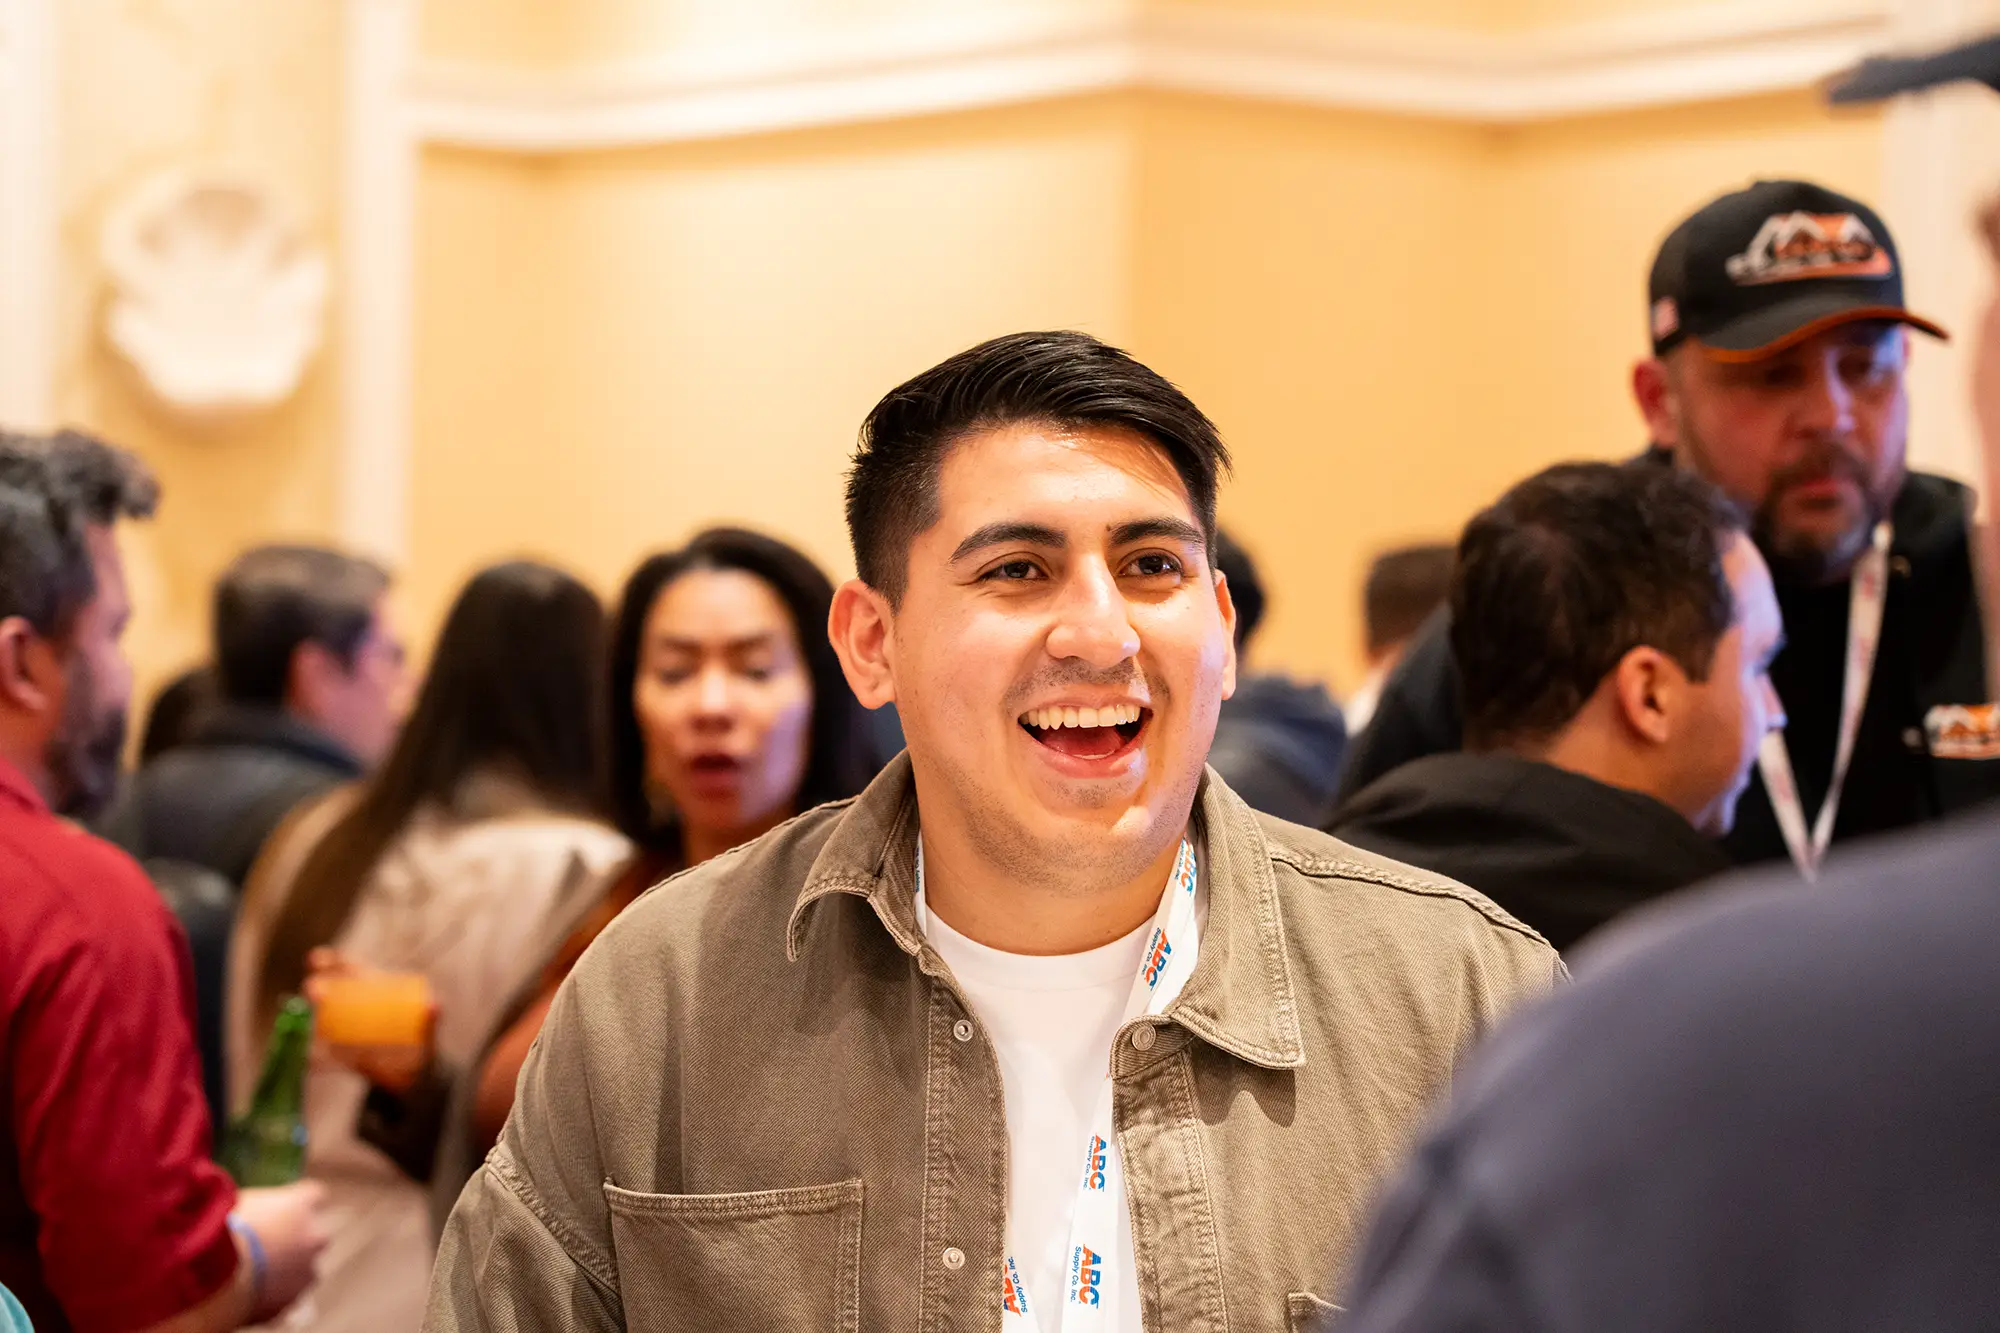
[1338,470,2000,868]
[1207,674,1348,828]
[1331,753,1732,953]
[1338,812,2000,1333]
[100,703,363,889]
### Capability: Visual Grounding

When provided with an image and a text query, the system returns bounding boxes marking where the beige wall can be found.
[56,0,343,714]
[45,0,1894,727]
[409,97,1135,641]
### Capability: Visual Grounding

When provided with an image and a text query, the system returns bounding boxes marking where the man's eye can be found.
[1127,554,1182,578]
[984,560,1042,581]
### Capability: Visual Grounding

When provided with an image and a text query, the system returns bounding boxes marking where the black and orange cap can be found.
[1647,179,1948,362]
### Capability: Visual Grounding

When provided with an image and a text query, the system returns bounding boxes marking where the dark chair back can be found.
[144,857,237,1139]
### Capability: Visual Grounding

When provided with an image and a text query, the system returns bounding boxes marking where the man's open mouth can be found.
[1018,704,1149,761]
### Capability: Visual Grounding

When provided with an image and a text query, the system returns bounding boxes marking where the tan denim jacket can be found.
[425,756,1563,1333]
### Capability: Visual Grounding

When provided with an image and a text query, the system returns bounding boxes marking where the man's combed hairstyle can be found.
[1451,461,1745,752]
[845,331,1232,603]
[213,545,391,705]
[0,429,157,638]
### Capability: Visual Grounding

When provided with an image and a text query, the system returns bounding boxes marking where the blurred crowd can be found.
[4,31,2000,1333]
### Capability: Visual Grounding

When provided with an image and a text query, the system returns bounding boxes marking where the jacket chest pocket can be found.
[603,1178,864,1333]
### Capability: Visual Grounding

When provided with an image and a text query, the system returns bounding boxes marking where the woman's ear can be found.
[0,617,56,716]
[1611,645,1678,746]
[828,580,897,710]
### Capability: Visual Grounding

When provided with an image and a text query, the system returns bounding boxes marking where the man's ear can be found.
[0,617,58,715]
[288,639,346,719]
[829,579,897,710]
[1213,568,1239,702]
[1610,645,1678,745]
[1632,357,1681,451]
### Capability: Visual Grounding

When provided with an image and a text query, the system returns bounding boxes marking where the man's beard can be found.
[45,653,126,819]
[1751,440,1894,587]
[1677,416,1898,586]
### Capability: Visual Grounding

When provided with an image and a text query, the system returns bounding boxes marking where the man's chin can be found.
[1759,517,1874,587]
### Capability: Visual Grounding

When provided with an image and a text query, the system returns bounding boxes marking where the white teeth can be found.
[1022,704,1145,730]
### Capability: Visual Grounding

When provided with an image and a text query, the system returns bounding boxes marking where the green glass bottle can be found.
[221,996,313,1187]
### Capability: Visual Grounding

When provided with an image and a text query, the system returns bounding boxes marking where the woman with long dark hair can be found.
[225,560,627,1333]
[335,528,881,1229]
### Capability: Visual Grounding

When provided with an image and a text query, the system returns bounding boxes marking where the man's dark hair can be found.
[1213,530,1264,652]
[1452,461,1745,751]
[213,545,391,705]
[846,331,1231,604]
[1364,543,1455,659]
[0,429,158,638]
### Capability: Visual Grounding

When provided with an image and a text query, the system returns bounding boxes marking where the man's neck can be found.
[918,820,1187,957]
[1514,728,1690,825]
[0,734,54,809]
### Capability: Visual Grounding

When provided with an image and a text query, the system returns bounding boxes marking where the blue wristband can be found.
[227,1215,268,1308]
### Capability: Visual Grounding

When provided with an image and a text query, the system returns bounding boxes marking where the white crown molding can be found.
[403,0,1895,155]
[0,0,58,429]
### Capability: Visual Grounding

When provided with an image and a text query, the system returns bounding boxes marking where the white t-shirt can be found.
[915,892,1152,1332]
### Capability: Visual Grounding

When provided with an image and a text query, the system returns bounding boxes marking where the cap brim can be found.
[1828,32,2000,103]
[1694,292,1950,363]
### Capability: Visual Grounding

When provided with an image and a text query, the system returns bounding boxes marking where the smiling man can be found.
[425,331,1561,1332]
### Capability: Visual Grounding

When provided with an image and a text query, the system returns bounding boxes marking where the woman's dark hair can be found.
[255,560,608,1020]
[610,527,876,852]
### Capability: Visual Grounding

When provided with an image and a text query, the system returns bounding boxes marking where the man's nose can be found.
[1796,355,1857,439]
[1044,564,1140,668]
[1763,677,1787,735]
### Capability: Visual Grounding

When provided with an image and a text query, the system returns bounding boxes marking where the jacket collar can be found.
[191,703,364,776]
[787,753,1304,1071]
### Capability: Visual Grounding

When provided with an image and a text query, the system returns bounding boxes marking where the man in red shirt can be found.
[0,430,325,1332]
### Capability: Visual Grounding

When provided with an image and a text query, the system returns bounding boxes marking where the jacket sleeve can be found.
[1335,610,1465,808]
[424,964,625,1333]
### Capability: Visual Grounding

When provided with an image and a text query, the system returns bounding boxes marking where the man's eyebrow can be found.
[951,522,1066,564]
[1111,517,1205,548]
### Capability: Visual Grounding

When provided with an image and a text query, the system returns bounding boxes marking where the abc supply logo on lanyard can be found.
[930,838,1201,1332]
[1758,522,1891,881]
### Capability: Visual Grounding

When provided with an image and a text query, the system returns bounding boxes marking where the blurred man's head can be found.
[213,545,406,767]
[1213,530,1263,657]
[1633,181,1946,587]
[0,431,158,816]
[1362,543,1454,670]
[833,331,1236,895]
[1453,461,1785,836]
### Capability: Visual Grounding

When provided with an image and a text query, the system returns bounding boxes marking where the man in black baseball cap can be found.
[1339,179,2000,883]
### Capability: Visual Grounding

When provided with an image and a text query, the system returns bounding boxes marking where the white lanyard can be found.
[916,837,1201,1333]
[1757,521,1892,881]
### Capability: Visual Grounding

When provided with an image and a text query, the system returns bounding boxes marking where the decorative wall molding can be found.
[340,0,418,562]
[348,0,1937,559]
[0,0,57,430]
[403,0,1896,155]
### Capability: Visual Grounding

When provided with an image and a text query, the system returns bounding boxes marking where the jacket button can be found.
[1903,727,1926,750]
[1130,1025,1157,1052]
[942,1247,966,1270]
[952,1020,974,1043]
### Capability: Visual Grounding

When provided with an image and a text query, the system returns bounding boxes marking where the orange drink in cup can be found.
[312,971,433,1049]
